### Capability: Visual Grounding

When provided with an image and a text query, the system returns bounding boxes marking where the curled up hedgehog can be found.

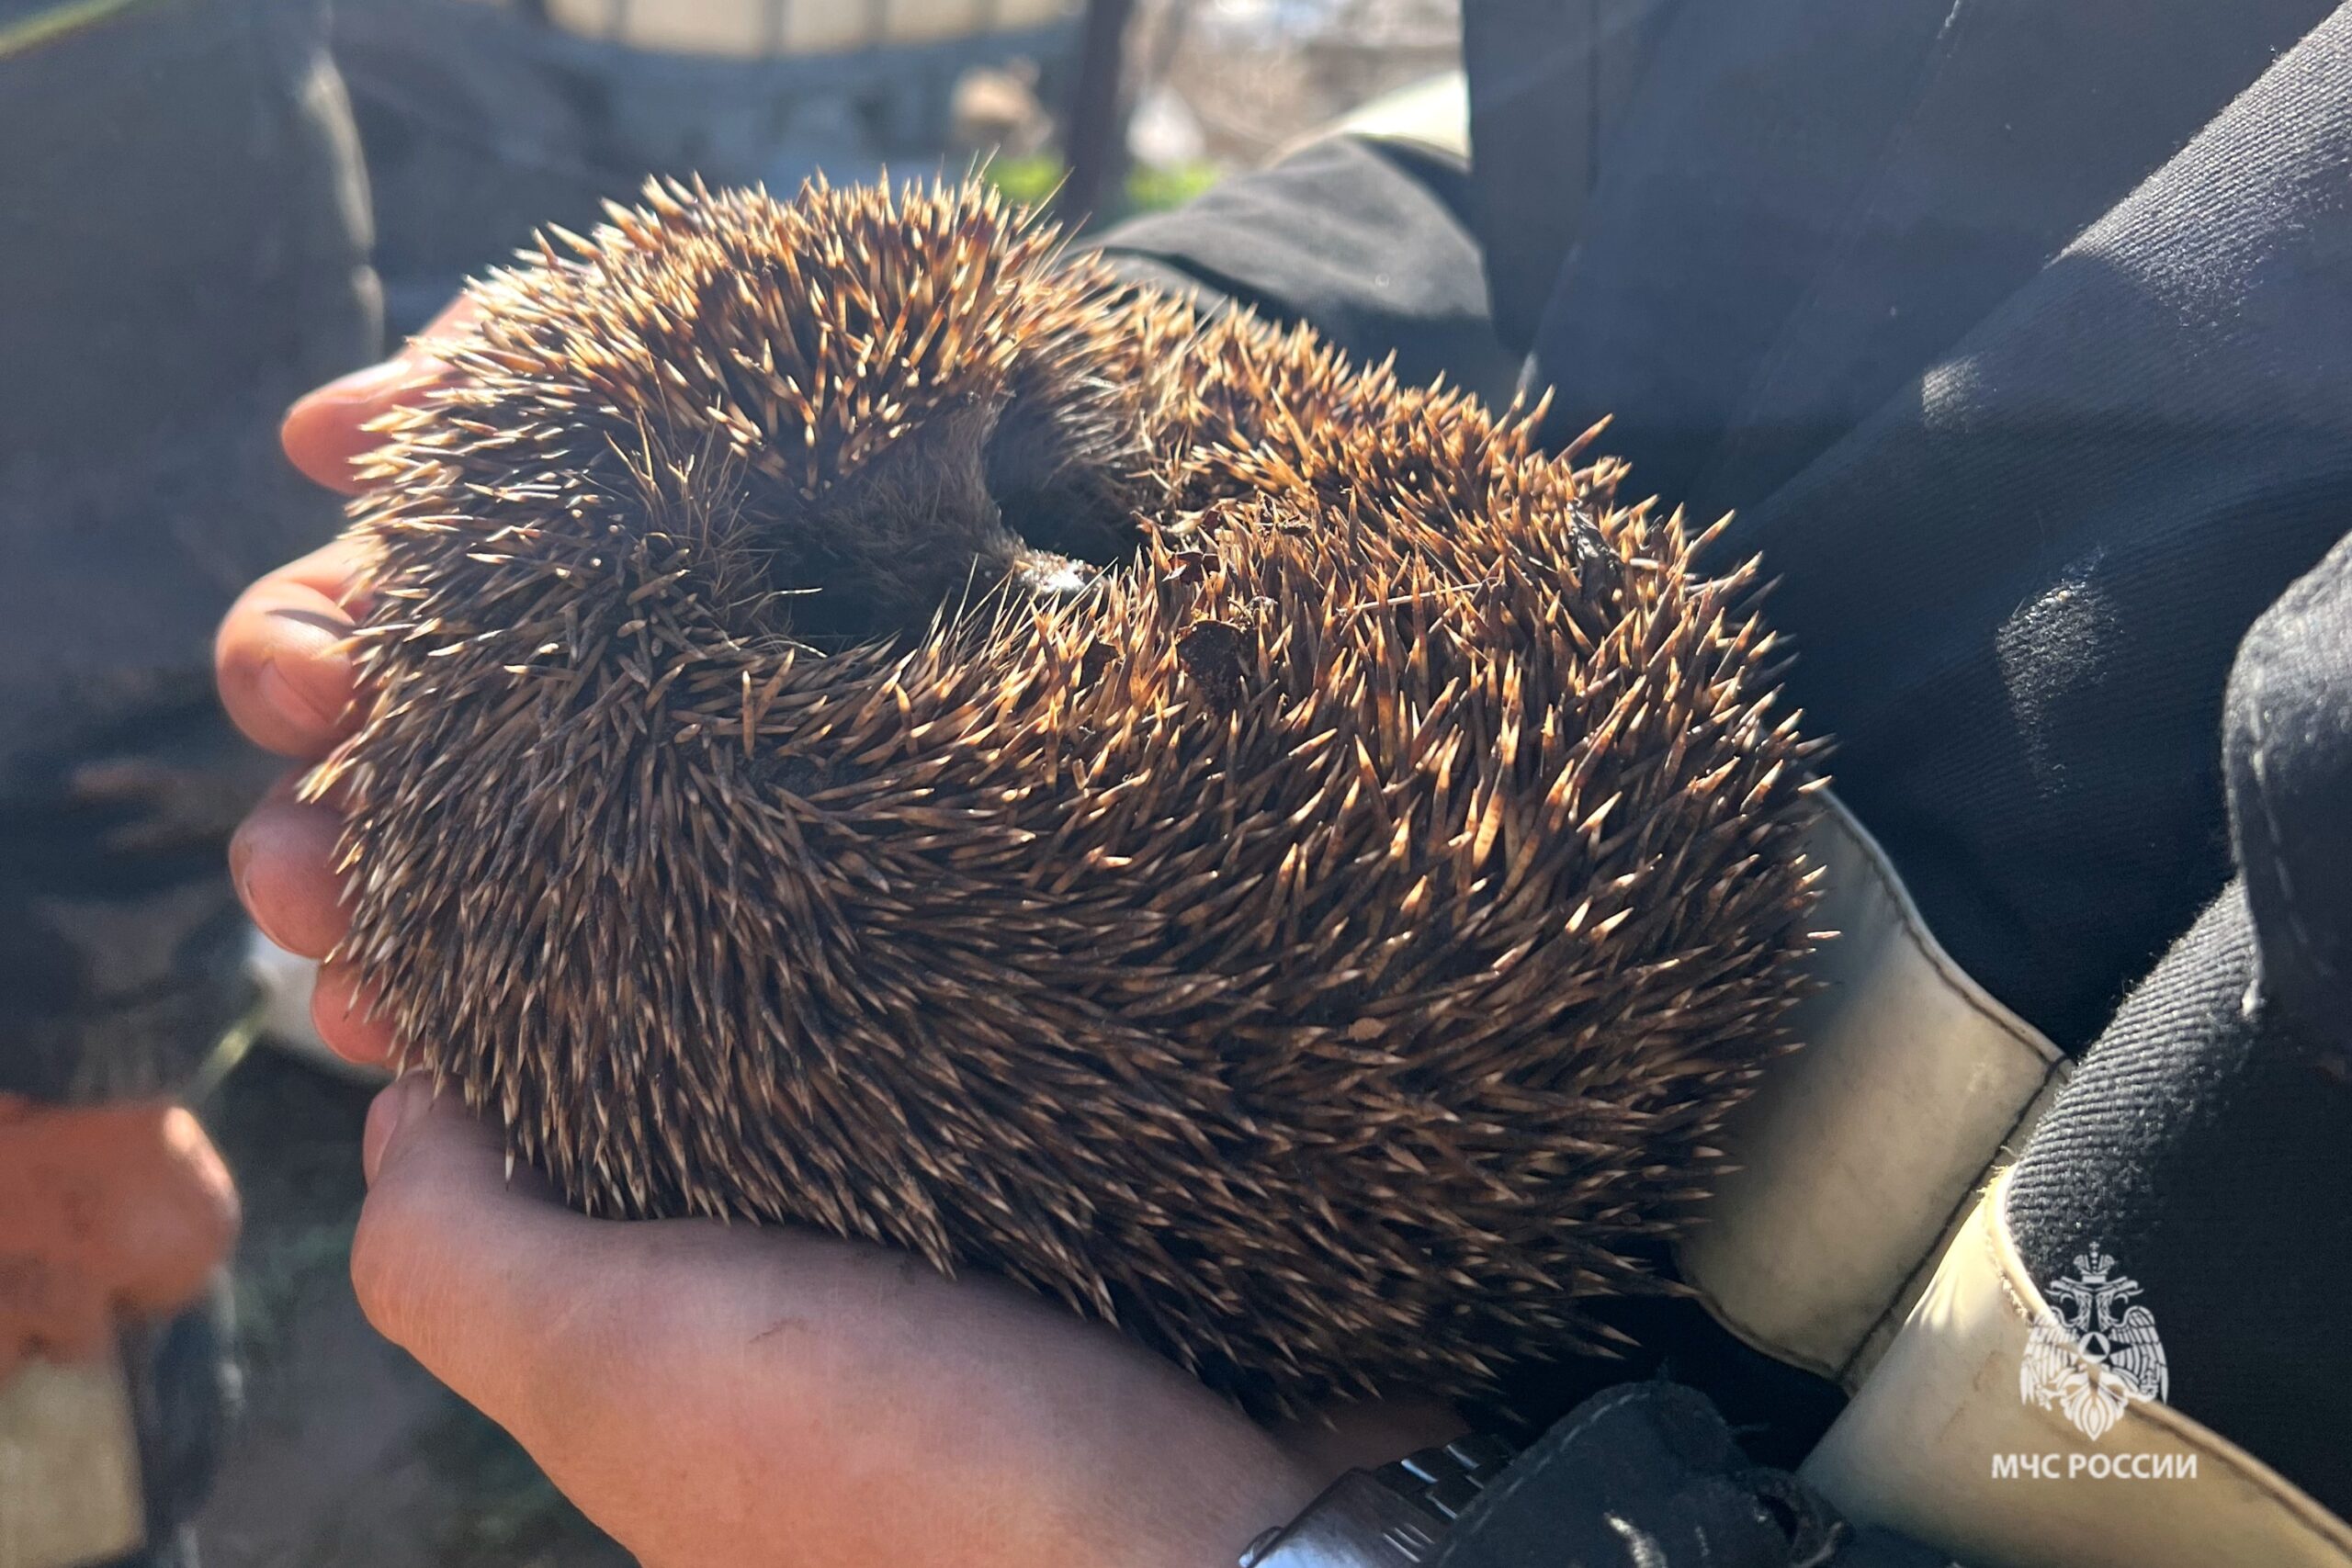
[316,175,1823,1417]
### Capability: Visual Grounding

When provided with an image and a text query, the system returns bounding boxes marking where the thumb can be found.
[350,1076,586,1424]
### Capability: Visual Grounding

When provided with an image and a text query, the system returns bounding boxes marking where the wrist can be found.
[1182,1450,1327,1568]
[1023,1429,1322,1568]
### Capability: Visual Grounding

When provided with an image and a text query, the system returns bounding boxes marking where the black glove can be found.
[2006,528,2352,1520]
[1434,1382,1951,1568]
[2224,528,2352,1069]
[91,1287,237,1568]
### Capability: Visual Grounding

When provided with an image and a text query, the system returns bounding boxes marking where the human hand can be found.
[220,300,479,1063]
[0,1095,237,1384]
[221,318,1453,1565]
[353,1075,1391,1567]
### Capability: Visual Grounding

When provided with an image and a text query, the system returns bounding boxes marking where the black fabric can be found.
[2006,531,2352,1517]
[1107,0,2352,1055]
[2224,532,2352,1066]
[1096,135,1521,402]
[1713,7,2352,1051]
[1459,0,1682,356]
[125,1288,239,1557]
[2005,883,2352,1516]
[1471,1288,1847,1472]
[1432,1382,1950,1568]
[0,1,372,1553]
[1496,0,2333,516]
[0,0,379,1100]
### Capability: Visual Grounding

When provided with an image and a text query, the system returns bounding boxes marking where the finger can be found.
[231,790,350,960]
[351,1077,819,1463]
[350,1079,585,1422]
[283,295,481,495]
[311,963,399,1068]
[254,534,380,608]
[216,541,375,759]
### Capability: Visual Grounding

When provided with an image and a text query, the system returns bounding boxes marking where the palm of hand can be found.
[356,1078,1351,1568]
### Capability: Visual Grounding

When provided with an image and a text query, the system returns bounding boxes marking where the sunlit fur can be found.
[317,175,1824,1416]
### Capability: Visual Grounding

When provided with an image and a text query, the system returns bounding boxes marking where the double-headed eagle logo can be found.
[2020,1243,2169,1441]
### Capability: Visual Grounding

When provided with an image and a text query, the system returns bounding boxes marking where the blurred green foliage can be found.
[985,152,1065,209]
[1125,159,1221,216]
[986,153,1221,230]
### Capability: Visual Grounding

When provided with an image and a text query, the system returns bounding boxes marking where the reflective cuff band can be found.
[1681,794,2069,1388]
[1802,1176,2352,1568]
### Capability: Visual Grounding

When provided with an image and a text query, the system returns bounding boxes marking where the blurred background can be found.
[336,0,1466,336]
[0,0,1459,1561]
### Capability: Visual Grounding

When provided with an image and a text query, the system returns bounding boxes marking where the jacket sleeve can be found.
[2000,526,2352,1521]
[1697,0,2352,1053]
[0,0,375,1103]
[1091,134,1524,402]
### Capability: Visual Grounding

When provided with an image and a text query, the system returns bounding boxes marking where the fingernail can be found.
[307,355,414,404]
[300,336,457,409]
[228,829,259,922]
[312,966,394,1068]
[234,861,304,961]
[255,626,350,736]
[364,1076,432,1187]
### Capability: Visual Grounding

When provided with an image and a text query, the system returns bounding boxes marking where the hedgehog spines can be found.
[319,174,1822,1417]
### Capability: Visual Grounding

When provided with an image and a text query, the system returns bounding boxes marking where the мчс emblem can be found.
[2020,1243,2169,1441]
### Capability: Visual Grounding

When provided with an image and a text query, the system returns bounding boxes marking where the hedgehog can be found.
[313,175,1823,1416]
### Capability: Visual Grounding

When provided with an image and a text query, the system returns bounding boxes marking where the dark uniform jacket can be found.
[0,2,378,1559]
[0,0,376,1103]
[1101,2,2352,1562]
